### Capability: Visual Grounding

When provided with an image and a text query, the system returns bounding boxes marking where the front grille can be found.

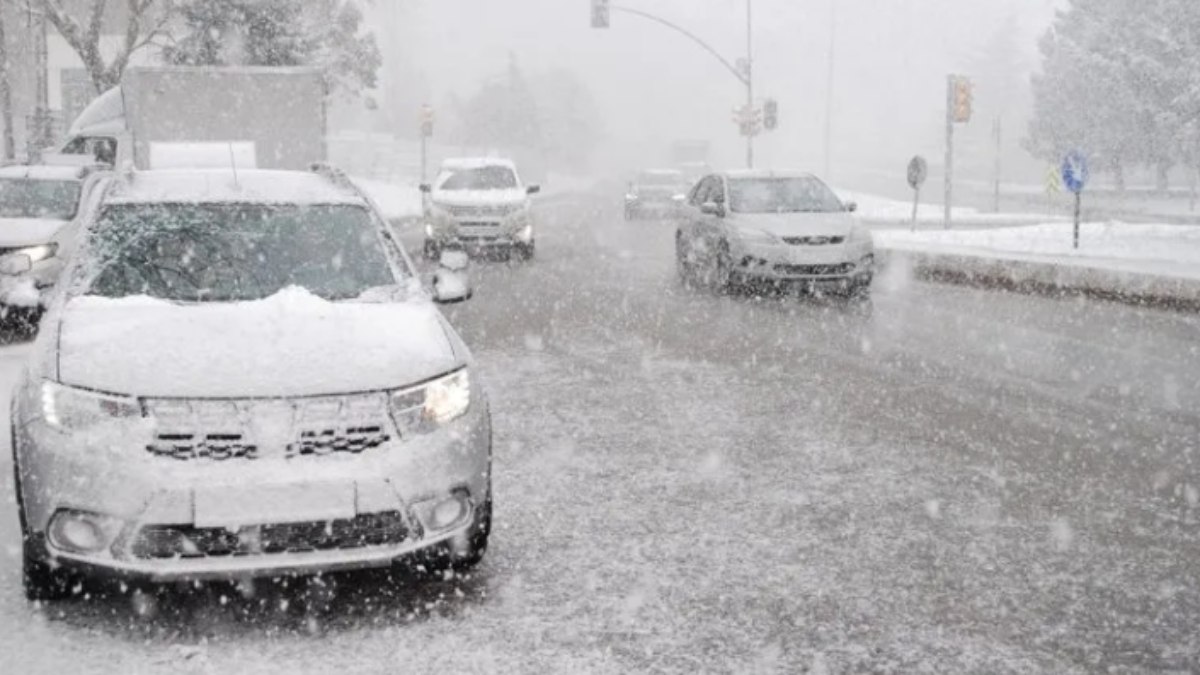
[782,236,845,246]
[130,511,411,559]
[445,204,513,218]
[773,262,856,276]
[144,395,391,461]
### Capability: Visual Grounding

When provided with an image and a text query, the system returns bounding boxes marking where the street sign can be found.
[733,104,761,137]
[1045,164,1062,194]
[1061,151,1088,250]
[907,156,928,190]
[908,155,928,229]
[1061,150,1089,194]
[591,0,610,28]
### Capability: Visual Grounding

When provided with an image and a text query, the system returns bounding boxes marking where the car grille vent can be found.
[782,236,845,246]
[129,511,411,559]
[290,426,390,457]
[773,262,856,276]
[148,434,259,461]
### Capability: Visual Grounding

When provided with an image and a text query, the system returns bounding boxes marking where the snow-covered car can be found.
[10,166,493,600]
[421,158,540,261]
[625,169,688,220]
[675,170,874,297]
[0,163,109,330]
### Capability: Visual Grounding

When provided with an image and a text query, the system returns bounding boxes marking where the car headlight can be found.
[14,243,58,264]
[388,369,471,434]
[41,381,142,431]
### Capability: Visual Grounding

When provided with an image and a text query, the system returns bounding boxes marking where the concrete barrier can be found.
[879,248,1200,312]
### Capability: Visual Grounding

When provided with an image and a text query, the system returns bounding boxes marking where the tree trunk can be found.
[1156,162,1171,195]
[0,5,13,160]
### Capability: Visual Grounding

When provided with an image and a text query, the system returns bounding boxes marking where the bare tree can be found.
[40,0,172,93]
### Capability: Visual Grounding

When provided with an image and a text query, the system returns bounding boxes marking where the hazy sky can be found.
[374,0,1063,177]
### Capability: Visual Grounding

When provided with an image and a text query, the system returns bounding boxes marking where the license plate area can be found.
[194,482,356,528]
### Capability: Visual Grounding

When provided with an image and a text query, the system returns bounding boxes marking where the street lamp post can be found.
[602,1,757,168]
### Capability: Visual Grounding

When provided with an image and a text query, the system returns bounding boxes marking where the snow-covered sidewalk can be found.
[838,189,1063,229]
[877,222,1200,282]
[875,222,1200,307]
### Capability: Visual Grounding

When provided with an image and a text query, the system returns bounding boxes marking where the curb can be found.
[878,248,1200,313]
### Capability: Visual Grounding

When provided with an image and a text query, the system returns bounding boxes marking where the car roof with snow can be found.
[722,169,819,181]
[103,169,366,206]
[0,164,98,181]
[440,157,518,171]
[638,169,684,177]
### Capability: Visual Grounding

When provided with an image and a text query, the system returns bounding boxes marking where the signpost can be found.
[1061,150,1089,250]
[907,155,928,230]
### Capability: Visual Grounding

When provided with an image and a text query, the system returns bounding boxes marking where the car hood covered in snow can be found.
[55,287,460,398]
[431,188,528,208]
[0,218,69,247]
[734,212,858,238]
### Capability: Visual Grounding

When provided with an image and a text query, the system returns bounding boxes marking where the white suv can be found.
[422,158,540,261]
[8,166,493,600]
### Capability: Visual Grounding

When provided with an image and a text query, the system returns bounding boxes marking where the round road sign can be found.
[907,156,928,190]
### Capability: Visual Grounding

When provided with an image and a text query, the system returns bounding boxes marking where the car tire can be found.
[12,432,74,602]
[675,234,696,288]
[711,241,736,294]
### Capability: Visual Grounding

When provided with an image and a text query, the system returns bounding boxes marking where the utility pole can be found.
[823,0,836,180]
[944,76,954,229]
[744,0,754,169]
[993,117,1002,213]
[0,3,15,160]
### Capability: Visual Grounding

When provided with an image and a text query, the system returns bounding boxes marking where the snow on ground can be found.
[876,222,1200,281]
[837,189,1062,228]
[353,177,424,222]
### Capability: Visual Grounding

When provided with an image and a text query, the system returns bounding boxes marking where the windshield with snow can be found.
[728,177,845,214]
[437,166,518,191]
[84,204,397,302]
[0,179,82,220]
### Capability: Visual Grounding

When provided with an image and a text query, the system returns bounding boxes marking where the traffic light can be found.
[952,76,973,123]
[419,104,435,137]
[591,0,610,28]
[763,99,778,131]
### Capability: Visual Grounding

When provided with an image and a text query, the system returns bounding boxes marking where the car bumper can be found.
[735,242,874,282]
[14,399,492,582]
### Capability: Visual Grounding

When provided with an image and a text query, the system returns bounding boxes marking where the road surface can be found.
[2,191,1198,673]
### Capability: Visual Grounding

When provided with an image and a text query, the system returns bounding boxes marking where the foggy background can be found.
[372,0,1063,186]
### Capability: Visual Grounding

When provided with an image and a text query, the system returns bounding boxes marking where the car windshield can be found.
[728,177,845,214]
[438,166,518,190]
[83,203,398,302]
[0,178,82,220]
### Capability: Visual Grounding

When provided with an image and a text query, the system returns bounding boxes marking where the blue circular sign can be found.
[1062,151,1089,194]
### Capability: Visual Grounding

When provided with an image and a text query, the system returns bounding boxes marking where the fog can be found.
[375,0,1061,182]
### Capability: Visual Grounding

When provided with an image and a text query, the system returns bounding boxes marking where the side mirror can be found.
[845,201,858,213]
[0,253,32,276]
[526,185,541,195]
[419,183,432,193]
[432,251,472,304]
[700,201,725,218]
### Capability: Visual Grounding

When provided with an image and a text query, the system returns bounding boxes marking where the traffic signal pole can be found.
[745,0,754,169]
[944,75,954,229]
[601,2,757,168]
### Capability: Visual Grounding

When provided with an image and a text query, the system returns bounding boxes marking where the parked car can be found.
[675,170,874,297]
[7,165,493,600]
[422,158,540,261]
[0,162,109,331]
[625,169,688,220]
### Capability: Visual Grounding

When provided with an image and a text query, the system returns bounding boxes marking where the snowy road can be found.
[3,191,1200,673]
